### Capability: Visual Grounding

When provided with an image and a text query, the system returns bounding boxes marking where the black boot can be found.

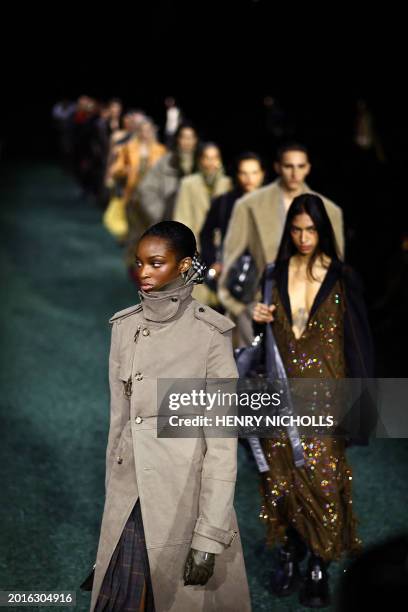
[286,526,308,562]
[271,544,302,597]
[271,528,308,597]
[299,554,330,608]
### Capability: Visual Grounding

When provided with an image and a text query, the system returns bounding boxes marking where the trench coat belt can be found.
[193,517,237,547]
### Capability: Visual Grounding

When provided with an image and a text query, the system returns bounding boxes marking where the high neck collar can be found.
[137,275,194,322]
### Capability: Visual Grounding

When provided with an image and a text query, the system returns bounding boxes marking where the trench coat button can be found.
[135,416,143,424]
[199,307,205,312]
[142,328,150,336]
[117,456,123,464]
[171,297,178,302]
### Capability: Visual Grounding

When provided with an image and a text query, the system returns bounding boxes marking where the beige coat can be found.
[218,179,345,316]
[138,152,186,225]
[173,173,232,250]
[90,278,251,612]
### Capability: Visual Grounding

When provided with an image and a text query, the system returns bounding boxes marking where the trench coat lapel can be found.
[248,181,284,264]
[248,180,314,265]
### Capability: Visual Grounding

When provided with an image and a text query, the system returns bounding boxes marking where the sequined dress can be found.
[260,264,362,562]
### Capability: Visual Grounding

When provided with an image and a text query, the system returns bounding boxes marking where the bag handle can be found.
[262,262,275,306]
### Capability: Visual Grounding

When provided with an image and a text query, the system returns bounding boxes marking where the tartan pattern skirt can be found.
[95,500,155,611]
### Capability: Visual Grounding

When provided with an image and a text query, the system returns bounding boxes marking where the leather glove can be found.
[183,548,215,586]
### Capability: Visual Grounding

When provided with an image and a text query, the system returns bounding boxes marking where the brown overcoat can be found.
[90,277,251,612]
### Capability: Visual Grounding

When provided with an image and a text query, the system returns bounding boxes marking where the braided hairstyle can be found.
[139,221,207,284]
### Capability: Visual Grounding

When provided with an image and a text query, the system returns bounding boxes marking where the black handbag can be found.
[234,264,273,378]
[225,252,258,304]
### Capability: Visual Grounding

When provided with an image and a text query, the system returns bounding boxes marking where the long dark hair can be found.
[170,122,200,175]
[232,151,265,190]
[275,193,340,279]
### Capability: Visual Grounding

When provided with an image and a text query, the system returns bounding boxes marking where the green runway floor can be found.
[1,163,407,611]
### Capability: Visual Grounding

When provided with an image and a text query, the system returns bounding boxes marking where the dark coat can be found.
[200,188,244,266]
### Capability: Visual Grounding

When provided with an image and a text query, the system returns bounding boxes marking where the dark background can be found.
[1,0,407,374]
[1,5,407,610]
[2,1,405,160]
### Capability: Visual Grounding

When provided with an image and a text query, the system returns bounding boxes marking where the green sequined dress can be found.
[260,274,362,562]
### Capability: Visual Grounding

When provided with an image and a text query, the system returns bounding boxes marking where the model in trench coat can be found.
[90,274,252,612]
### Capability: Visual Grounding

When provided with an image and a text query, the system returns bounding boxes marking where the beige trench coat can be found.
[173,173,232,251]
[90,278,251,612]
[218,179,345,316]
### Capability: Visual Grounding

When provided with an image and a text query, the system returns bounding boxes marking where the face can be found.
[177,127,198,153]
[290,212,319,256]
[133,113,146,127]
[100,106,111,120]
[109,101,122,118]
[122,115,133,131]
[200,146,222,175]
[275,150,311,192]
[77,95,90,110]
[134,236,191,291]
[123,113,140,132]
[138,121,155,142]
[237,159,264,193]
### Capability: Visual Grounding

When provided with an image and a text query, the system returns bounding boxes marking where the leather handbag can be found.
[234,265,273,378]
[225,252,258,304]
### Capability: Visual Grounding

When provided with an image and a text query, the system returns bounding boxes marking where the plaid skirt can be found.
[95,500,155,612]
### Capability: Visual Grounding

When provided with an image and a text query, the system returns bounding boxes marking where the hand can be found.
[252,302,276,323]
[209,262,223,278]
[183,548,215,586]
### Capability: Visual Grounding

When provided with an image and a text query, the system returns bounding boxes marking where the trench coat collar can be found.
[137,273,196,322]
